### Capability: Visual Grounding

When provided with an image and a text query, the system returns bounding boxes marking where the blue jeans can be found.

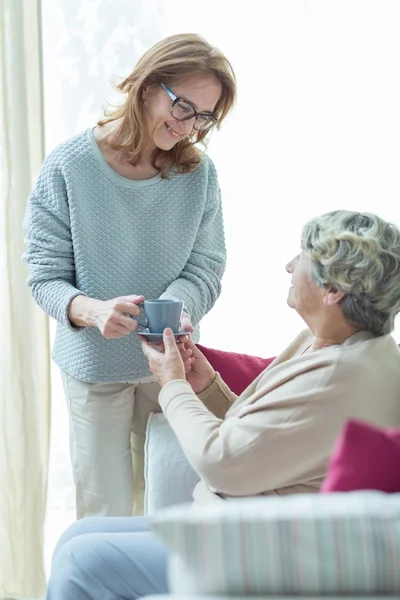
[46,517,170,599]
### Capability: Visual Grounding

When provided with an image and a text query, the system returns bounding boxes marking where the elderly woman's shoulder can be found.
[335,331,400,382]
[333,333,400,412]
[343,331,400,354]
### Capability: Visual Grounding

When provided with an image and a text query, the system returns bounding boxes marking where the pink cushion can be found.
[321,419,400,493]
[196,344,274,396]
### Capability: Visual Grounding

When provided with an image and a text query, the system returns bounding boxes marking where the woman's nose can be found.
[286,254,299,273]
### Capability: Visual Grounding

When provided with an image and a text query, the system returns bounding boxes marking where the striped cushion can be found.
[150,492,400,596]
[144,596,390,600]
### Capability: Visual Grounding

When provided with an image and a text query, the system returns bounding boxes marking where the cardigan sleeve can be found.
[158,356,340,496]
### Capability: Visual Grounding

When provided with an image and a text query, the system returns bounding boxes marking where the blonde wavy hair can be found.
[301,210,400,335]
[98,33,236,177]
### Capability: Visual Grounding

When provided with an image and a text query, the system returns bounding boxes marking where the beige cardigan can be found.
[159,330,400,504]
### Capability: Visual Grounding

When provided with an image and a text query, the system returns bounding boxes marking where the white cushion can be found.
[144,413,200,515]
[150,492,400,596]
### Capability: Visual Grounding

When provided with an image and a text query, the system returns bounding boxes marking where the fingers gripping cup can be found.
[143,299,183,334]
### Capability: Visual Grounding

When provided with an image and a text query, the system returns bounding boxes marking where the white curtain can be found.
[0,0,51,598]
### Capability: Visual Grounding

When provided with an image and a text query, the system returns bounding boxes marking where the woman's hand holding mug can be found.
[68,294,145,339]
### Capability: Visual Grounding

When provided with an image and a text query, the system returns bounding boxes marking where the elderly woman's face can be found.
[286,252,324,316]
[142,74,222,151]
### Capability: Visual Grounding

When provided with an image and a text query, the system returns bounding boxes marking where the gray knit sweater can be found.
[23,128,226,382]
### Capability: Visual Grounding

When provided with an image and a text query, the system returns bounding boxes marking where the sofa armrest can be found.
[150,492,400,596]
[144,596,389,600]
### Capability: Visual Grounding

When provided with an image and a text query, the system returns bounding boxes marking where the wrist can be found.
[160,372,186,388]
[196,372,216,394]
[68,295,100,327]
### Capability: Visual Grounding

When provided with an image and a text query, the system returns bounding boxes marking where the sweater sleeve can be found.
[196,372,237,418]
[22,153,85,328]
[159,359,340,497]
[160,158,226,325]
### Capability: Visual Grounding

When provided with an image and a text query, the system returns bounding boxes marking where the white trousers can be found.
[60,371,161,518]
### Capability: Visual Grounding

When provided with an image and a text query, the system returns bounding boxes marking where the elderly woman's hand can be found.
[178,338,216,394]
[140,328,193,388]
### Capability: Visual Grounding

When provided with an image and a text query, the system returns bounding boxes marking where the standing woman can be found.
[23,33,236,517]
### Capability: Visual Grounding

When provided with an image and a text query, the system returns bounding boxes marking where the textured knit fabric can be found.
[152,492,400,596]
[159,329,400,503]
[23,128,226,382]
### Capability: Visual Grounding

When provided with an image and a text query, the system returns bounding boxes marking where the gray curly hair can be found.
[301,210,400,335]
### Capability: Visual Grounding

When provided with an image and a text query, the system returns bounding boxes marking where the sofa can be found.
[143,345,400,598]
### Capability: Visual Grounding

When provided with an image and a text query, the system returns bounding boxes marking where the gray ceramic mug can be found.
[143,299,183,333]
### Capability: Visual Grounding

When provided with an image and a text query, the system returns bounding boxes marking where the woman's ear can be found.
[323,287,345,306]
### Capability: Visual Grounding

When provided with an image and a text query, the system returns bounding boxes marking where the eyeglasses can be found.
[160,83,218,132]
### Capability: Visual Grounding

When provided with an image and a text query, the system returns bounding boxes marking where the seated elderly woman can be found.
[47,210,400,599]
